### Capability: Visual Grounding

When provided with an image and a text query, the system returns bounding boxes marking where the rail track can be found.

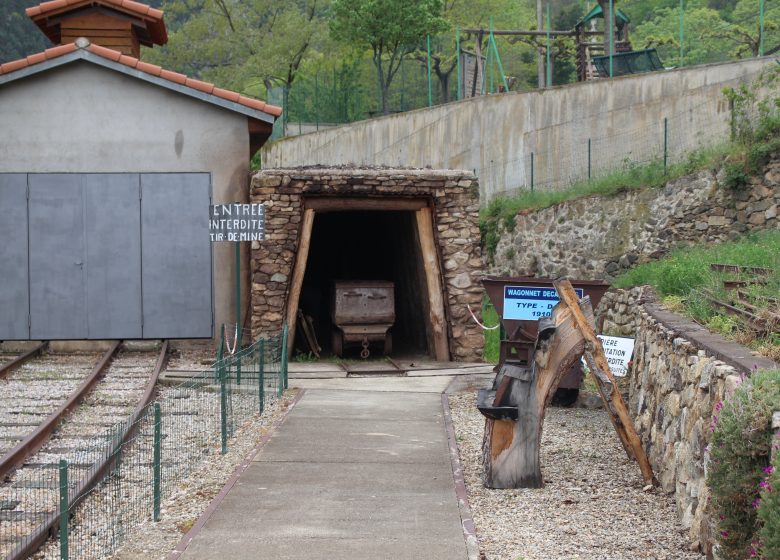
[0,341,168,559]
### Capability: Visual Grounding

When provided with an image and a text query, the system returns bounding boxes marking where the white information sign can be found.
[597,335,635,377]
[502,285,584,321]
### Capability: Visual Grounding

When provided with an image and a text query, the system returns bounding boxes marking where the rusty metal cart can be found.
[482,276,610,397]
[331,281,395,358]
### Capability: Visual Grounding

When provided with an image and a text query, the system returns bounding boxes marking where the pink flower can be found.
[763,465,774,475]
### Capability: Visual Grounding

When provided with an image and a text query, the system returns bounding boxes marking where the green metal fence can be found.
[0,327,288,560]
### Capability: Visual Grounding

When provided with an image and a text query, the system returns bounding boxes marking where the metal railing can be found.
[0,326,288,560]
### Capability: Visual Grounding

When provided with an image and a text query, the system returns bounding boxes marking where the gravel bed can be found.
[449,391,706,560]
[28,389,298,560]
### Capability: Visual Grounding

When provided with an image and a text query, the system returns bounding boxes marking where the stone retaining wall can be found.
[491,156,780,280]
[249,167,484,361]
[596,288,748,556]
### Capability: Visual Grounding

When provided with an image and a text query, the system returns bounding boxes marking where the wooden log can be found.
[481,304,586,488]
[285,208,315,357]
[553,278,657,486]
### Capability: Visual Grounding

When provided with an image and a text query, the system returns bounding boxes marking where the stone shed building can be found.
[250,167,485,362]
[0,0,279,341]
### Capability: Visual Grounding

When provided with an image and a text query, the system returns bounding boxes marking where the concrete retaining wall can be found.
[261,58,773,202]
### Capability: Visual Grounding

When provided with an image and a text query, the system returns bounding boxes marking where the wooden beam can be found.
[415,207,450,361]
[285,208,315,358]
[553,278,657,487]
[304,197,429,213]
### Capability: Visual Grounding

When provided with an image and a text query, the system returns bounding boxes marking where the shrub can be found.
[758,453,780,559]
[708,369,780,560]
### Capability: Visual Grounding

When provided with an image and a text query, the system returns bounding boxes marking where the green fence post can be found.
[679,0,685,67]
[546,2,552,87]
[153,402,162,521]
[258,338,265,414]
[426,34,433,107]
[587,138,592,181]
[608,0,614,78]
[663,117,669,175]
[281,323,289,391]
[59,459,69,560]
[759,0,765,57]
[456,27,462,101]
[530,152,535,192]
[220,359,228,454]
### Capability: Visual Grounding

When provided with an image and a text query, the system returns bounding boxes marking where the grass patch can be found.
[482,302,500,364]
[479,144,731,262]
[613,230,780,360]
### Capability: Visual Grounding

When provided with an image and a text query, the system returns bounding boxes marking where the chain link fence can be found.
[0,326,288,560]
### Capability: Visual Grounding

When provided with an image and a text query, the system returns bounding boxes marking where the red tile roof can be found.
[27,0,167,46]
[0,41,282,119]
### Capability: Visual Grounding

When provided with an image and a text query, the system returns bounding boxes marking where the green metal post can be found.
[281,323,289,391]
[546,3,552,87]
[220,360,228,454]
[427,35,433,107]
[679,0,684,67]
[608,0,614,78]
[153,402,161,521]
[456,28,462,100]
[59,459,69,560]
[663,117,669,174]
[530,152,535,192]
[490,31,509,92]
[235,241,241,384]
[258,338,265,414]
[759,0,765,56]
[588,138,592,181]
[315,73,319,131]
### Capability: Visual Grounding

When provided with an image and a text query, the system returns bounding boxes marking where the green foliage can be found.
[482,302,500,363]
[758,450,780,559]
[722,161,749,189]
[477,145,730,264]
[0,0,50,64]
[329,0,447,114]
[708,369,780,560]
[613,230,780,297]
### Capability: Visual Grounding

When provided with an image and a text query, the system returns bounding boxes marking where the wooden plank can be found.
[415,207,450,361]
[285,208,315,357]
[553,278,657,486]
[304,197,429,213]
[60,13,134,31]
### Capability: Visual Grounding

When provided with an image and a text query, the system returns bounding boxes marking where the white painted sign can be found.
[597,335,635,377]
[503,285,584,321]
[209,203,265,242]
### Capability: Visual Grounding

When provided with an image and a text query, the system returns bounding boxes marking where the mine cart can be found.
[482,277,610,400]
[331,281,395,358]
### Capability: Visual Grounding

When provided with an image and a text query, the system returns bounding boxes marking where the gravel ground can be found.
[449,391,706,560]
[103,389,298,560]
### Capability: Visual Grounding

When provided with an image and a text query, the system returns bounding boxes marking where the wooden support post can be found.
[415,207,450,361]
[553,278,657,487]
[285,208,315,357]
[481,304,586,488]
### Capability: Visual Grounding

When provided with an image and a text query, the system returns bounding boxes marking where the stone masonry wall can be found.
[491,156,780,280]
[597,288,745,555]
[249,167,484,361]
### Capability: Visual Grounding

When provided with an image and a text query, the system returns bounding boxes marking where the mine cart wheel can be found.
[383,332,392,356]
[332,330,343,357]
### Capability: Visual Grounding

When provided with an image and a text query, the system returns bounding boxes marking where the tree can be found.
[146,0,328,97]
[0,0,50,64]
[329,0,447,115]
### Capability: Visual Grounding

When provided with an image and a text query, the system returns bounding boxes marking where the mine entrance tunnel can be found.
[296,205,437,359]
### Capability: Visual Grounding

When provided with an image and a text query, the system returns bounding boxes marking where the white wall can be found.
[262,58,773,202]
[0,61,251,338]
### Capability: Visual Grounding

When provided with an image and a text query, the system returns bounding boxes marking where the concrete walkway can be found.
[180,384,470,559]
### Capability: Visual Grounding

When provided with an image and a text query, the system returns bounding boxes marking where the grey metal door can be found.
[84,174,143,338]
[0,175,30,340]
[141,173,212,338]
[28,174,87,339]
